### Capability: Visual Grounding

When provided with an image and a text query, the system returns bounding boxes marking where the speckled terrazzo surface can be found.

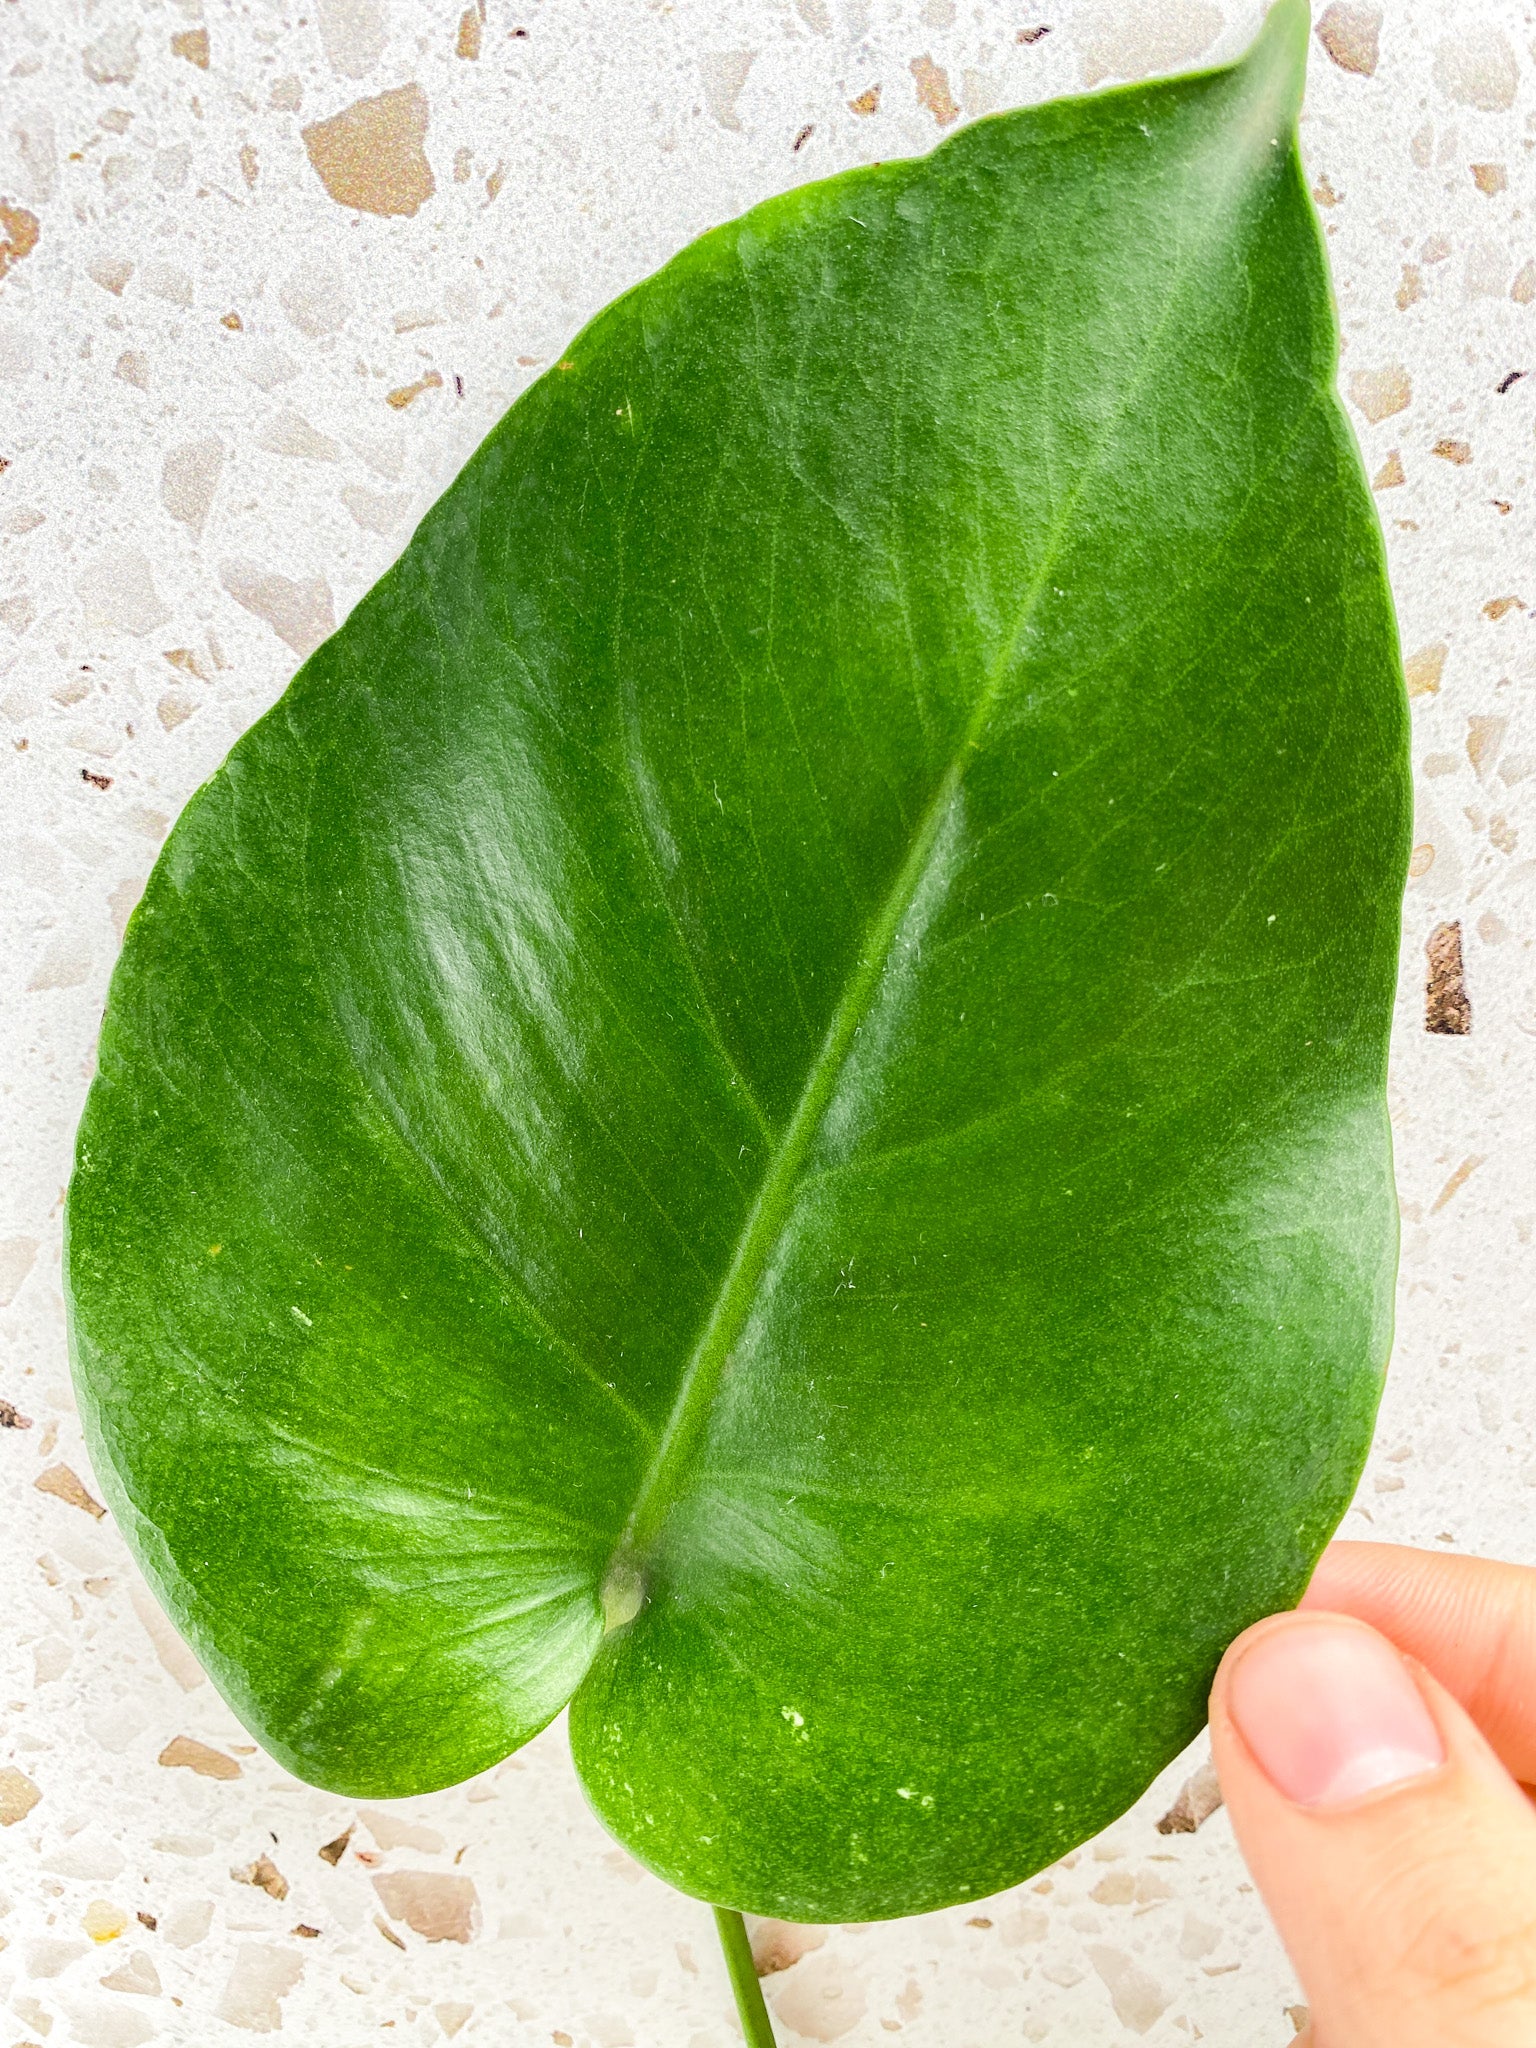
[2,2,1534,2043]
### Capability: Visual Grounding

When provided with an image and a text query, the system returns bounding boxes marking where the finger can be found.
[1304,1542,1536,1784]
[1210,1609,1536,2048]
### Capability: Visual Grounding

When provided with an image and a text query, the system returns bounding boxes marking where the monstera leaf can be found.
[68,0,1406,1936]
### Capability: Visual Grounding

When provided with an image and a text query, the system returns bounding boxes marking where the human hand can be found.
[1207,1541,1536,2046]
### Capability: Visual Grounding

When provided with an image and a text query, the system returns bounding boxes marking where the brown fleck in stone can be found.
[162,437,224,537]
[100,1949,160,1992]
[1404,642,1447,698]
[217,1945,303,2029]
[750,1919,827,1976]
[1395,264,1422,310]
[1472,162,1507,197]
[293,1923,320,1938]
[1514,261,1536,305]
[909,55,958,126]
[1155,1762,1223,1835]
[1408,843,1435,878]
[84,24,139,86]
[847,85,880,115]
[1315,3,1380,77]
[318,1825,354,1865]
[232,1854,289,1901]
[137,1912,157,1931]
[159,1736,242,1781]
[219,560,336,658]
[1433,438,1472,464]
[81,767,114,791]
[221,311,243,331]
[375,1914,407,1950]
[1482,595,1525,621]
[0,1765,42,1826]
[1372,450,1405,490]
[1017,25,1051,44]
[1431,1153,1484,1210]
[386,368,443,410]
[792,123,814,153]
[36,1463,106,1517]
[239,144,259,188]
[358,1808,445,1854]
[484,160,506,204]
[0,201,40,284]
[1311,174,1341,208]
[1435,31,1518,110]
[1425,922,1471,1035]
[1347,365,1411,423]
[456,6,483,60]
[372,1871,479,1944]
[302,85,435,219]
[0,1397,33,1428]
[88,256,133,295]
[1285,2009,1310,2038]
[172,28,209,68]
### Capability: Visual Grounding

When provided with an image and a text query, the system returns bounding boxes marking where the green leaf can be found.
[67,0,1407,1923]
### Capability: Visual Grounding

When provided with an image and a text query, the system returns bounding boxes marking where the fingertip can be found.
[1299,1539,1391,1613]
[1218,1612,1444,1810]
[1210,1606,1342,1718]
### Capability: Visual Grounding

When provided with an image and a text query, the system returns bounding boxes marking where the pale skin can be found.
[1210,1543,1536,2048]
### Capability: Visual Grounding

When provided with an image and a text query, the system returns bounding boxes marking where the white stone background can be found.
[1,0,1534,2041]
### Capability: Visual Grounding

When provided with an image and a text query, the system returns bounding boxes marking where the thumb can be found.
[1209,1609,1536,2048]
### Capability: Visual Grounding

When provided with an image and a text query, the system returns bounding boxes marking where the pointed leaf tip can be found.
[1244,0,1310,114]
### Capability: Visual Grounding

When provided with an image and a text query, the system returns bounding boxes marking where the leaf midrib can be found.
[612,328,1131,1574]
[604,42,1295,1593]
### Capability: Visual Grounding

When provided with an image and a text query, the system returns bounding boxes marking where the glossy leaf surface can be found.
[67,0,1408,1921]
